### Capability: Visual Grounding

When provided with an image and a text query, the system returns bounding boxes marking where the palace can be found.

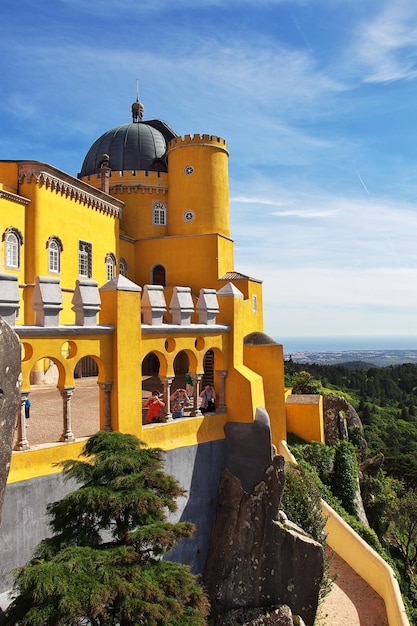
[0,96,321,586]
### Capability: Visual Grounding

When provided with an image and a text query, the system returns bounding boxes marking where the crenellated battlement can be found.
[167,134,228,152]
[84,170,169,183]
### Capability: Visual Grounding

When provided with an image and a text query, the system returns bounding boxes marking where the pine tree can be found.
[1,431,209,625]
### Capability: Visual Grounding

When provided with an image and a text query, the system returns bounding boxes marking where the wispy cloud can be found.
[2,0,417,338]
[352,0,417,82]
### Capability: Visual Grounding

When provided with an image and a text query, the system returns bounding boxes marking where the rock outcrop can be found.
[204,408,323,626]
[215,604,306,625]
[323,395,365,455]
[0,317,21,523]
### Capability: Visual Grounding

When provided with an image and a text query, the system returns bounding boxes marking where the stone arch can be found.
[74,355,99,379]
[71,355,103,438]
[202,347,226,413]
[141,350,168,424]
[21,356,68,447]
[141,351,168,392]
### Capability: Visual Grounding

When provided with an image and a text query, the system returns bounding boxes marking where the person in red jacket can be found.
[144,390,165,423]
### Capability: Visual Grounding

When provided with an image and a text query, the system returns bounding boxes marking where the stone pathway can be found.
[317,549,388,625]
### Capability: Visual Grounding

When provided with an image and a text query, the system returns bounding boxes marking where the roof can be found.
[220,271,262,284]
[79,120,178,177]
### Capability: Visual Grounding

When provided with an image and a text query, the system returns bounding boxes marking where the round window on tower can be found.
[184,165,194,175]
[184,210,195,222]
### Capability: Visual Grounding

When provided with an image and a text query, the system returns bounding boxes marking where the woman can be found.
[170,388,190,419]
[200,384,216,414]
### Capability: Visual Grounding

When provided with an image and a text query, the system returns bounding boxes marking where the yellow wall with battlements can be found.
[166,134,230,238]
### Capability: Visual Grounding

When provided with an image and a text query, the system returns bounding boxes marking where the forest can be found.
[284,358,417,621]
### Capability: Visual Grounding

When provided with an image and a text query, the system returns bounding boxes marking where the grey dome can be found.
[243,332,278,345]
[79,119,177,178]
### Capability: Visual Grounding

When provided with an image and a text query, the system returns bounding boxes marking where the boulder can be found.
[0,317,21,523]
[215,604,306,625]
[204,409,323,626]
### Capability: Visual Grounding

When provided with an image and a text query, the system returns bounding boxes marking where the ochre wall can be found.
[166,135,230,238]
[285,395,325,443]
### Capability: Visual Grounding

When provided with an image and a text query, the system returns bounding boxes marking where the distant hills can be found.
[284,349,417,367]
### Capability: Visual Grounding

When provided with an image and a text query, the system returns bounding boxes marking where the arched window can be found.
[119,258,128,277]
[105,252,116,282]
[152,264,166,286]
[79,240,92,278]
[3,227,23,269]
[46,236,63,274]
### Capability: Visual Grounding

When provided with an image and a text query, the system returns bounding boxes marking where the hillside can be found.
[285,359,417,622]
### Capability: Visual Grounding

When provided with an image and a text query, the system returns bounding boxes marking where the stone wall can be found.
[0,439,226,594]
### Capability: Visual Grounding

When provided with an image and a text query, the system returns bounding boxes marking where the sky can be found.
[2,0,417,343]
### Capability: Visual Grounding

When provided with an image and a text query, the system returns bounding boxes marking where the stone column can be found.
[99,382,113,431]
[216,369,228,413]
[15,392,30,451]
[162,376,174,420]
[191,373,203,417]
[59,386,75,442]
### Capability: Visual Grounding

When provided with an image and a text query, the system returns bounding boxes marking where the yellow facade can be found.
[0,99,290,486]
[2,99,399,624]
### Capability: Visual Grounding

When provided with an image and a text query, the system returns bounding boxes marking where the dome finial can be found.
[132,78,144,123]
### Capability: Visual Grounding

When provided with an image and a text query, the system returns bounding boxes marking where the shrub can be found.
[331,440,359,517]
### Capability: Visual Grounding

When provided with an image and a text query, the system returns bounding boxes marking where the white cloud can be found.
[352,0,417,83]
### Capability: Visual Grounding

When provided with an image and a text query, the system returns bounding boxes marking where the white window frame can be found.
[105,253,116,282]
[153,201,166,226]
[48,239,60,273]
[6,232,19,269]
[79,240,92,278]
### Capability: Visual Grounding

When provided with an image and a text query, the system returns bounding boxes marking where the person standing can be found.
[200,384,216,414]
[185,372,194,398]
[170,388,190,419]
[143,391,165,424]
[25,396,31,419]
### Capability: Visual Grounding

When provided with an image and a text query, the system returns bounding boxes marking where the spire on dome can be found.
[132,80,144,122]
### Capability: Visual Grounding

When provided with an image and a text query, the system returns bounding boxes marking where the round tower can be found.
[166,134,230,238]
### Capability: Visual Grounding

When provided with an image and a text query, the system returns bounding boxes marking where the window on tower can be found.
[153,201,166,226]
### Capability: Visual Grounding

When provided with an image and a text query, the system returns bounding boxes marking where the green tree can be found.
[291,371,323,395]
[385,490,417,590]
[1,431,209,626]
[331,440,359,517]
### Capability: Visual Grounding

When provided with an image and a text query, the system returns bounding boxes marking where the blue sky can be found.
[2,0,417,342]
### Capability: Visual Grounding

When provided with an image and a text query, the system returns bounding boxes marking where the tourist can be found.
[170,388,190,419]
[144,390,165,424]
[185,372,194,397]
[200,384,216,414]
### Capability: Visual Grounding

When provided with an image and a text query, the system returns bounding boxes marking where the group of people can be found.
[144,377,216,424]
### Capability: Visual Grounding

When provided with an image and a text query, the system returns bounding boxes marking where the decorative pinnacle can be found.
[132,80,144,122]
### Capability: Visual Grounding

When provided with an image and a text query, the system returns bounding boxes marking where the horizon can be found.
[2,1,417,338]
[278,334,417,353]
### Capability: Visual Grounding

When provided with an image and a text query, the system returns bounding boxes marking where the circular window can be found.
[165,338,176,353]
[195,337,205,351]
[61,341,77,359]
[184,165,194,175]
[21,342,33,362]
[184,210,195,222]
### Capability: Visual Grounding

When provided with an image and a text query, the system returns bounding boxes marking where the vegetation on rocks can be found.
[285,359,417,622]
